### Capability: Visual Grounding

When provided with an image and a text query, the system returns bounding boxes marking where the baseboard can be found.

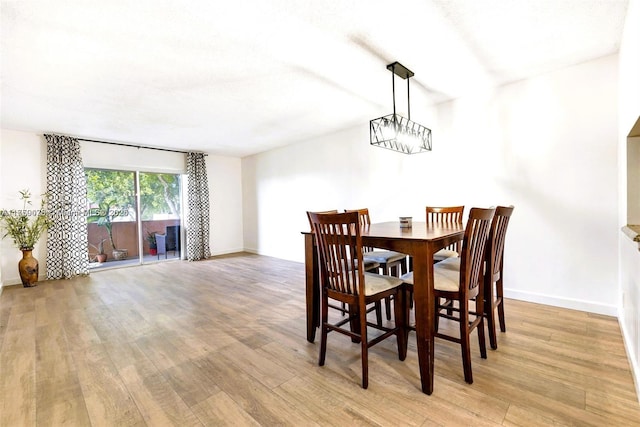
[210,247,248,257]
[504,288,618,317]
[1,273,48,288]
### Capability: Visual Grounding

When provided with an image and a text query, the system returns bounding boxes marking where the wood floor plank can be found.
[161,360,222,408]
[118,361,201,426]
[35,321,91,426]
[194,352,318,426]
[191,391,261,426]
[72,344,146,426]
[0,253,638,426]
[220,341,297,389]
[0,328,36,426]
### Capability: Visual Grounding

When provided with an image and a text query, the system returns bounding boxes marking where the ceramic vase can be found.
[18,249,39,287]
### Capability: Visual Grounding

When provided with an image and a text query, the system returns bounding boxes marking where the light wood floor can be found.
[1,253,639,426]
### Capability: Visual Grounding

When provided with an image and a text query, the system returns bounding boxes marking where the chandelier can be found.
[370,62,432,154]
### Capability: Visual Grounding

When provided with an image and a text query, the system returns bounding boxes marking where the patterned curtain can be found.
[44,134,89,279]
[186,152,211,261]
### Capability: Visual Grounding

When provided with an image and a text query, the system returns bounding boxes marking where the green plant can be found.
[0,189,50,250]
[89,238,107,255]
[85,169,135,252]
[87,202,120,250]
[145,231,157,247]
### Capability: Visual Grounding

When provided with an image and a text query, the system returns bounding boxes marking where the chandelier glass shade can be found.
[370,62,432,154]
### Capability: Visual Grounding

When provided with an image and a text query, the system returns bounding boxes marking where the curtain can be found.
[44,134,89,279]
[186,152,211,261]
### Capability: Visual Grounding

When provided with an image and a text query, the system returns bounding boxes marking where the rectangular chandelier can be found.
[370,62,432,154]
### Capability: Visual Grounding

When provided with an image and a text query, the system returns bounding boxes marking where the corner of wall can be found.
[619,311,640,404]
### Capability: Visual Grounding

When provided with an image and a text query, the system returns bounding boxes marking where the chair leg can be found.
[477,307,487,360]
[349,304,362,343]
[484,270,499,350]
[375,301,383,327]
[459,301,473,384]
[497,276,506,332]
[393,288,407,361]
[318,297,329,367]
[360,307,369,389]
[383,264,393,321]
[485,294,498,350]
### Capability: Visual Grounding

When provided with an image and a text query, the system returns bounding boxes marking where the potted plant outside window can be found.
[146,231,158,256]
[87,202,128,260]
[0,189,50,287]
[90,238,108,263]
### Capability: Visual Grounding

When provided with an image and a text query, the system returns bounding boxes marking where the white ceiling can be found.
[1,0,629,157]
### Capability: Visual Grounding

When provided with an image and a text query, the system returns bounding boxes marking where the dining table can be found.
[303,220,465,395]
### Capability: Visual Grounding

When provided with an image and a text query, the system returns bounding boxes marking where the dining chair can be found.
[483,205,514,350]
[346,208,408,321]
[308,211,407,389]
[155,233,167,259]
[426,206,465,262]
[166,225,180,257]
[401,207,495,384]
[425,205,515,350]
[306,210,383,323]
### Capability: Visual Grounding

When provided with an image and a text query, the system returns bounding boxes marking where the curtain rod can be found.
[76,137,206,155]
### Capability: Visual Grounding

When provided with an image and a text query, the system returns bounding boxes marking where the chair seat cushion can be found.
[364,250,406,264]
[433,248,459,262]
[400,259,460,292]
[363,272,403,296]
[355,259,380,271]
[435,257,460,271]
[433,262,460,292]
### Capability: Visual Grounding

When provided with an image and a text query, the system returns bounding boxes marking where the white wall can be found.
[242,54,619,316]
[206,154,244,255]
[618,0,640,401]
[0,129,48,287]
[0,129,244,288]
[0,129,47,284]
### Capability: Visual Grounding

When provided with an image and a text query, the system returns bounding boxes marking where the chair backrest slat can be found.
[426,206,465,225]
[306,209,338,232]
[488,206,515,276]
[345,208,372,252]
[459,207,495,298]
[308,211,364,298]
[426,206,465,253]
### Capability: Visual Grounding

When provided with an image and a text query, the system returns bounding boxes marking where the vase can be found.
[112,249,128,260]
[18,249,39,287]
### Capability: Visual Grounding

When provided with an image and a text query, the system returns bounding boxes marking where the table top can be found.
[363,221,464,241]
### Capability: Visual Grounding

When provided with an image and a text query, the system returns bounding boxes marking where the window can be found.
[86,168,182,268]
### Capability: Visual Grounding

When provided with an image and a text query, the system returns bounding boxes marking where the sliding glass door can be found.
[139,172,181,262]
[86,168,182,269]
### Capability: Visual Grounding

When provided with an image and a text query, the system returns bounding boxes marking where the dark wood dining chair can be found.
[346,208,408,321]
[402,207,495,384]
[484,205,514,350]
[429,205,515,350]
[308,211,407,389]
[306,210,382,323]
[426,206,465,262]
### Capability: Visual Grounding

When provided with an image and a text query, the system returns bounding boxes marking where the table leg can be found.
[304,233,319,342]
[412,245,435,394]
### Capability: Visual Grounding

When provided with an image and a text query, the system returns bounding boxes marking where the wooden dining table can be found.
[303,221,465,395]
